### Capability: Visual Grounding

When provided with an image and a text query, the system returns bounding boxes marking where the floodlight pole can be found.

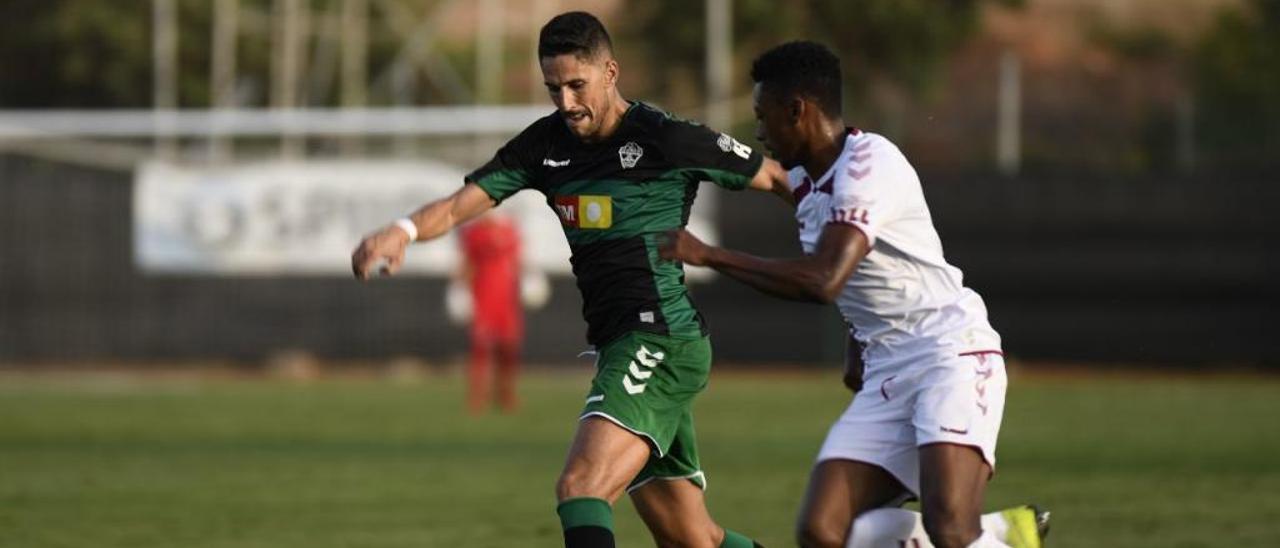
[705,0,731,132]
[340,0,368,156]
[152,0,179,160]
[692,0,732,275]
[477,0,503,105]
[473,0,505,165]
[273,0,309,159]
[996,49,1022,177]
[530,0,556,103]
[210,0,239,163]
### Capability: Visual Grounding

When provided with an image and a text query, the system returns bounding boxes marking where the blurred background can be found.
[3,0,1278,370]
[2,2,1279,547]
[1,0,1276,368]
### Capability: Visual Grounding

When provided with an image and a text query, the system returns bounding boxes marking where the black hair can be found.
[750,41,843,117]
[538,11,614,60]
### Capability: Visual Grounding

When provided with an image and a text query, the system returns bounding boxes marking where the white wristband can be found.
[393,218,418,242]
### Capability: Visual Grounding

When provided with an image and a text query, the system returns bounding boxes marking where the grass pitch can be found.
[1,367,1278,547]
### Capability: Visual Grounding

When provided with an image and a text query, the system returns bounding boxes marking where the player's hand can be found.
[842,366,863,393]
[351,225,411,280]
[659,229,711,266]
[843,331,865,393]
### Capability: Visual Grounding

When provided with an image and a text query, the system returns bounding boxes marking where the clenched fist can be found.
[351,225,412,280]
[658,229,712,266]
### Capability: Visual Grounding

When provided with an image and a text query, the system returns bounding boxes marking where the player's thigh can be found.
[917,443,990,537]
[630,478,721,548]
[796,458,909,545]
[557,416,653,503]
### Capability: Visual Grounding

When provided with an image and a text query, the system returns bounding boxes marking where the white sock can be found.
[846,508,926,548]
[846,508,1013,548]
[979,512,1010,541]
[965,530,1012,548]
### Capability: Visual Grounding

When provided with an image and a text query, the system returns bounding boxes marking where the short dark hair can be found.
[538,11,613,60]
[750,41,843,117]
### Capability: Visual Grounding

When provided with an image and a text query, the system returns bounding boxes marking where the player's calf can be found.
[796,516,850,548]
[918,443,998,548]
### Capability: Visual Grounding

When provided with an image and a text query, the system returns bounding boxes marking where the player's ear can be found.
[602,58,619,87]
[788,97,805,125]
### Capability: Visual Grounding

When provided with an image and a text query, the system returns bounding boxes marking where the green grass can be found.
[1,369,1278,547]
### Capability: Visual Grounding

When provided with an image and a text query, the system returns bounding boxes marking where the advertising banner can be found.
[134,160,717,277]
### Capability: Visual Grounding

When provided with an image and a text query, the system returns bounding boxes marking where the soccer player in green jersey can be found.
[352,11,789,548]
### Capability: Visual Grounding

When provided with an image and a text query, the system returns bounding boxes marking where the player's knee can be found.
[552,471,586,501]
[555,465,616,501]
[795,515,847,548]
[921,511,979,548]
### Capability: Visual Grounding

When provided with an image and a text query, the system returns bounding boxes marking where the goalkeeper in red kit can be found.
[457,212,523,414]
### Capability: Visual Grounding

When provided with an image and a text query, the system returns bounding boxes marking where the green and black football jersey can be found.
[466,101,764,346]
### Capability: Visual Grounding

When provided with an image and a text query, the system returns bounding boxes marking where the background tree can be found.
[621,0,1022,127]
[1194,0,1280,174]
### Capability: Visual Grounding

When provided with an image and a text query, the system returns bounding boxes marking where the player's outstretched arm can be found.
[351,182,495,280]
[659,223,868,303]
[747,157,796,207]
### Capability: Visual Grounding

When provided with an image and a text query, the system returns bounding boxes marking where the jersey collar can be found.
[804,128,861,190]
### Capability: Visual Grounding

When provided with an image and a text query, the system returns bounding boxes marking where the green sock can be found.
[557,497,614,548]
[721,528,763,548]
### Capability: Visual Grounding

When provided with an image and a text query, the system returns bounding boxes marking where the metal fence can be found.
[1,154,1276,366]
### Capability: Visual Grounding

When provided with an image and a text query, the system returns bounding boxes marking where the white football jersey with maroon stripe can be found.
[790,130,1001,371]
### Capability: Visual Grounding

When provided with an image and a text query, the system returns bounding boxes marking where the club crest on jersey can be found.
[554,195,612,229]
[618,141,643,169]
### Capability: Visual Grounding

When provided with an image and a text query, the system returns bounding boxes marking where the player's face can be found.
[541,53,618,141]
[753,83,805,169]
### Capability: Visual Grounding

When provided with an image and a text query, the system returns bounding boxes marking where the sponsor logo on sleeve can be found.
[717,133,733,152]
[717,133,753,160]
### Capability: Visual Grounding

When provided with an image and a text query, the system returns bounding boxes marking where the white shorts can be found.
[815,351,1007,496]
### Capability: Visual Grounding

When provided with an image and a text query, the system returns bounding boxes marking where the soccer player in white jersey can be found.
[660,42,1048,548]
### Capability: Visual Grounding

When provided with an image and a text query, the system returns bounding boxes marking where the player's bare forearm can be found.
[659,225,866,303]
[405,183,495,242]
[351,183,494,280]
[659,224,868,304]
[702,247,841,303]
[747,157,795,207]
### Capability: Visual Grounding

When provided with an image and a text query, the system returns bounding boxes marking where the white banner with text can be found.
[134,160,718,277]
